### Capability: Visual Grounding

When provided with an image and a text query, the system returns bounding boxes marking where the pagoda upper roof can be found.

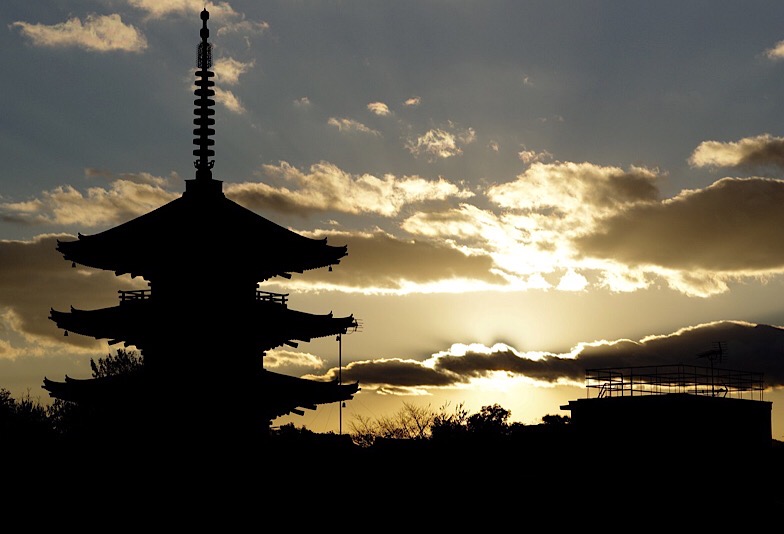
[56,181,347,282]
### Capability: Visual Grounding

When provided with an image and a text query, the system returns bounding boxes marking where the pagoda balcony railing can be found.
[256,290,288,306]
[119,289,151,302]
[118,288,289,306]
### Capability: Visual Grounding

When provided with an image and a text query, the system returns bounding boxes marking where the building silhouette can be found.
[561,351,772,459]
[43,9,359,449]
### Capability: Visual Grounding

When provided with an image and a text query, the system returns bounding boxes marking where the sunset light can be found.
[4,1,784,450]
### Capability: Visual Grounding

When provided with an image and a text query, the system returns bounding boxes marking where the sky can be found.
[4,0,784,440]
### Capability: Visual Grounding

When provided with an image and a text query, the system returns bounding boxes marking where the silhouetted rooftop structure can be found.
[43,9,359,447]
[561,362,772,457]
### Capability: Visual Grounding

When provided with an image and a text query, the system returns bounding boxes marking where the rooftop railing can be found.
[586,364,765,401]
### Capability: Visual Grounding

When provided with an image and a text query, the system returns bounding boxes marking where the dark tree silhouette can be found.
[430,401,470,441]
[90,348,143,378]
[466,403,511,435]
[541,413,570,425]
[44,349,146,449]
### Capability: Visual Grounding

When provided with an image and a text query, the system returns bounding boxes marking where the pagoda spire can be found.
[193,8,216,182]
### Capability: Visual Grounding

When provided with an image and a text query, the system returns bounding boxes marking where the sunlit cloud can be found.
[765,40,784,60]
[281,229,506,292]
[658,269,732,299]
[263,349,324,369]
[228,161,472,216]
[213,57,254,85]
[367,102,391,116]
[215,88,245,114]
[128,0,239,20]
[203,58,252,114]
[407,125,476,160]
[404,96,421,107]
[488,162,660,217]
[0,180,176,227]
[215,19,269,37]
[11,14,147,52]
[293,97,311,107]
[327,117,381,136]
[518,147,553,165]
[594,267,651,293]
[401,204,560,286]
[556,270,588,291]
[402,204,517,251]
[84,169,177,189]
[397,162,670,294]
[689,134,784,172]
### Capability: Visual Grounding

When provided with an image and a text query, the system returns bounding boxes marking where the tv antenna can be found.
[696,341,727,397]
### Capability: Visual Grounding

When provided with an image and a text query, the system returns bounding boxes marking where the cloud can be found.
[201,58,252,114]
[213,57,254,85]
[689,134,784,172]
[518,147,553,165]
[293,97,311,107]
[556,270,588,292]
[401,204,568,289]
[228,161,473,217]
[215,88,245,114]
[11,14,147,52]
[407,125,476,160]
[488,162,660,217]
[310,320,784,391]
[0,179,176,227]
[367,102,391,116]
[575,177,784,276]
[292,229,505,290]
[472,162,661,284]
[128,0,239,20]
[215,19,269,37]
[327,118,381,136]
[403,97,421,107]
[263,349,324,370]
[0,235,146,357]
[765,40,784,60]
[84,169,177,188]
[402,203,520,250]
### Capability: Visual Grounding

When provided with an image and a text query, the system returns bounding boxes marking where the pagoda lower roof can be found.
[42,369,360,422]
[56,181,347,281]
[50,299,357,351]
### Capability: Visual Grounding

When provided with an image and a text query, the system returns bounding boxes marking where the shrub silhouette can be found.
[0,388,54,452]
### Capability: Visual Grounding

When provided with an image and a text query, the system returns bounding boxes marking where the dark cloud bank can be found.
[330,320,784,390]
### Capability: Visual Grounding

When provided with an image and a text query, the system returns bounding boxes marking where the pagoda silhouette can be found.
[43,9,359,449]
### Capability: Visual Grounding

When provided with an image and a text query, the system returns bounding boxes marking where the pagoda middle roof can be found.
[56,182,347,281]
[49,300,357,351]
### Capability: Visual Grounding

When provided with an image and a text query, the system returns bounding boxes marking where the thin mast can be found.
[193,8,215,181]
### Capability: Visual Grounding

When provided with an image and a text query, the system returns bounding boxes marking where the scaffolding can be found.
[585,364,765,401]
